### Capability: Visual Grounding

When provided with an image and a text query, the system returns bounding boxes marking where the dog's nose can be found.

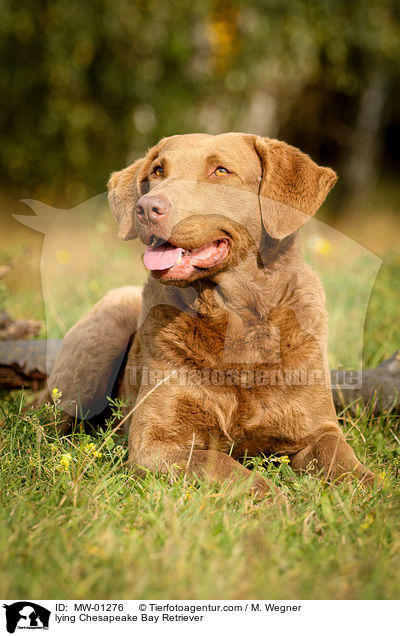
[135,195,169,224]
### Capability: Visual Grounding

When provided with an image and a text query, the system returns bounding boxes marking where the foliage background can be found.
[0,0,400,603]
[0,0,399,363]
[0,0,399,212]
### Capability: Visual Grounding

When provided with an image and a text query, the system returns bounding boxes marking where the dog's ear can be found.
[108,137,173,240]
[107,158,145,240]
[253,137,337,240]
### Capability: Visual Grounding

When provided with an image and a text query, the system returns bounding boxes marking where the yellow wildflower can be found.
[56,249,71,265]
[184,485,195,501]
[89,280,99,293]
[59,453,72,470]
[307,234,332,256]
[51,387,62,405]
[84,442,102,459]
[360,513,375,530]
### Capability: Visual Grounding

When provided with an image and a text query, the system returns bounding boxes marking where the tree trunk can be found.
[341,68,388,206]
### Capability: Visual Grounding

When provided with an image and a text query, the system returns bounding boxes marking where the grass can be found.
[0,199,399,600]
[1,202,399,367]
[0,392,399,600]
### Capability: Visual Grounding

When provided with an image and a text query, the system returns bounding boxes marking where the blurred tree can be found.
[235,0,400,205]
[0,0,213,200]
[0,0,399,207]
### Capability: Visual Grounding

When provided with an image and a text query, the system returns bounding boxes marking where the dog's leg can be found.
[135,446,285,502]
[289,426,375,485]
[128,400,285,503]
[40,286,142,423]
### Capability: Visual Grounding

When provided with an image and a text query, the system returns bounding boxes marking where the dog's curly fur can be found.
[44,133,375,500]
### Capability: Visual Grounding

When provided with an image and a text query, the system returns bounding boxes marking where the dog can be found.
[45,132,375,500]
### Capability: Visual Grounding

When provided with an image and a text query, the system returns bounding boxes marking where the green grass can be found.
[0,393,399,600]
[1,204,399,367]
[302,222,398,369]
[1,206,399,600]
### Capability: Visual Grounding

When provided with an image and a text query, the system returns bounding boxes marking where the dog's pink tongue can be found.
[143,244,184,270]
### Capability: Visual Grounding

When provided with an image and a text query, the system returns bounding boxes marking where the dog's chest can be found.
[172,379,313,455]
[148,306,286,369]
[134,304,323,452]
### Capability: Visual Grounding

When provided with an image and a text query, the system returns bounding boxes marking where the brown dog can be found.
[46,133,375,499]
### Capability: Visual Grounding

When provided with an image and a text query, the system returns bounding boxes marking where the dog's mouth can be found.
[143,237,230,280]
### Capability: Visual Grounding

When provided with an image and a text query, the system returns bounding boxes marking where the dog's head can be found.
[108,133,337,285]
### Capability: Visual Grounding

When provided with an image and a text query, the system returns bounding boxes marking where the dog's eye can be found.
[152,165,164,177]
[214,166,230,176]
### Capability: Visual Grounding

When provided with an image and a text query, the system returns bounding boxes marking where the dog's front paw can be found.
[358,468,377,488]
[250,474,288,507]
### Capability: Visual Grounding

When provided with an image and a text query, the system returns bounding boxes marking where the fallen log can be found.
[0,311,41,341]
[0,265,41,340]
[0,339,399,414]
[0,339,61,389]
[332,353,400,413]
